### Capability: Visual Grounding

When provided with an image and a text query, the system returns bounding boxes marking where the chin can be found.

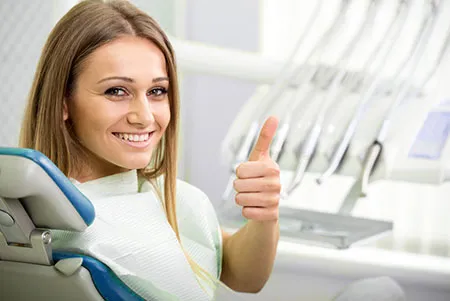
[115,154,152,171]
[120,163,148,170]
[124,160,152,170]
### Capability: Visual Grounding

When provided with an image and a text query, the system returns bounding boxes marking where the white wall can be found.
[179,0,261,208]
[0,1,55,147]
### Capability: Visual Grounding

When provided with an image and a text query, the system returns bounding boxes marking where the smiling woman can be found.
[12,0,410,300]
[18,0,282,300]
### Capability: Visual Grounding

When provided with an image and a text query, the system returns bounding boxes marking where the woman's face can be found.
[65,36,171,181]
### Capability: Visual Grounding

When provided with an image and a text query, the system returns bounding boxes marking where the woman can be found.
[20,0,280,300]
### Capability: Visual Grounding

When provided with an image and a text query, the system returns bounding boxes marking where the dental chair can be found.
[0,147,144,301]
[0,147,408,301]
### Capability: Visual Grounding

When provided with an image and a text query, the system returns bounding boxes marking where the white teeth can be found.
[115,132,151,142]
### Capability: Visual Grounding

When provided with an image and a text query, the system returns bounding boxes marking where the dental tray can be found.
[220,206,393,249]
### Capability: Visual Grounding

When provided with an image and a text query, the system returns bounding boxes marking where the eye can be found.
[148,87,168,98]
[105,87,128,97]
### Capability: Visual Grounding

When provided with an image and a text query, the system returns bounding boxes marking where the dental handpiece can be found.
[338,0,442,212]
[316,0,422,184]
[268,0,353,167]
[220,0,326,203]
[283,0,382,195]
[379,1,439,145]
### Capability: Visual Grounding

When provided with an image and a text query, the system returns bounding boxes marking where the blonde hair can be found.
[19,0,218,295]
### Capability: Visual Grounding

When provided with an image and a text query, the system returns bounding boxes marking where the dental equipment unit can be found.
[174,0,450,248]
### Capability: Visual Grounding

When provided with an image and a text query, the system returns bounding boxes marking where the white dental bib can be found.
[51,170,223,300]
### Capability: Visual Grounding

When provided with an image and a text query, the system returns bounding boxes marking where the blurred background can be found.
[1,0,450,300]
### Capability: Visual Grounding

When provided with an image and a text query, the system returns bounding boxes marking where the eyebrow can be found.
[96,76,169,84]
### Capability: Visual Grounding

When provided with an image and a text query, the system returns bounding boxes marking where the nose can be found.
[126,94,154,127]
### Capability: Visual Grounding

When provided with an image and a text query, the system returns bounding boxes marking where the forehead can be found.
[81,36,168,81]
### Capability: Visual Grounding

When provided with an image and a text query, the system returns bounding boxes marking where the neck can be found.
[70,158,130,184]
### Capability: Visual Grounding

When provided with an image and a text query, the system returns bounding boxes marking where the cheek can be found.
[71,107,97,136]
[69,98,121,142]
[155,102,171,132]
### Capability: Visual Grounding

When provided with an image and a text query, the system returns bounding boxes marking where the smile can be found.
[113,132,151,142]
[112,132,154,148]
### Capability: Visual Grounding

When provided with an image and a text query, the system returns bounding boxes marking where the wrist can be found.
[247,218,279,231]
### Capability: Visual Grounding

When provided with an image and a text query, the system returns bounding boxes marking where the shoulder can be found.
[140,176,217,219]
[175,179,216,220]
[175,179,209,203]
[174,179,221,238]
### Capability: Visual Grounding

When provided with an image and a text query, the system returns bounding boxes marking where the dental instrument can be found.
[269,0,358,164]
[281,0,387,197]
[339,0,447,214]
[316,0,436,185]
[220,0,343,204]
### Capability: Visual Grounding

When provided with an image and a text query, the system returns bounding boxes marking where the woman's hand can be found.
[233,116,281,222]
[221,116,281,292]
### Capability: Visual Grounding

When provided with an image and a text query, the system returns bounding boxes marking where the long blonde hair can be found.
[20,0,216,294]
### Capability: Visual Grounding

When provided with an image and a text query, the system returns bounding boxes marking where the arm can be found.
[220,220,279,293]
[219,116,281,293]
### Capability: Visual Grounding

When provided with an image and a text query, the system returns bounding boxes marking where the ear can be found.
[63,98,69,121]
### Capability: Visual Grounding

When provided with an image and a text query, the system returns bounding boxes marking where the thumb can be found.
[248,116,279,161]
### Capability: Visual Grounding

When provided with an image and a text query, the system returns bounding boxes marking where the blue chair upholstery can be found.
[53,252,144,301]
[0,147,94,228]
[0,148,146,301]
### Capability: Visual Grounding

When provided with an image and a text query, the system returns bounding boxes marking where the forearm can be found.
[220,219,279,293]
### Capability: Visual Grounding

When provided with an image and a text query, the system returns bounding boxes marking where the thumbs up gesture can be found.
[234,116,281,222]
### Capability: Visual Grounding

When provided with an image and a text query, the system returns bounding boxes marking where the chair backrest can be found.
[0,148,144,301]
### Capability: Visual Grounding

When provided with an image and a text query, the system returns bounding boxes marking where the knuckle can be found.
[272,194,280,205]
[235,193,242,205]
[235,163,243,178]
[241,207,251,219]
[263,182,273,191]
[265,161,280,176]
[269,166,280,177]
[264,180,281,191]
[273,162,280,172]
[271,209,279,220]
[275,182,282,192]
[233,179,240,191]
[264,194,279,207]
